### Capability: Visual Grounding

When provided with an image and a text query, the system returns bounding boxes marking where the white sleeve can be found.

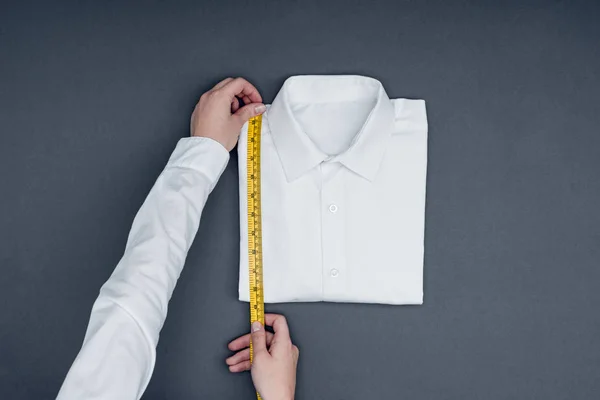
[57,137,230,400]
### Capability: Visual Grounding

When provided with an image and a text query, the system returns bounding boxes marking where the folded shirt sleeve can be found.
[57,137,229,400]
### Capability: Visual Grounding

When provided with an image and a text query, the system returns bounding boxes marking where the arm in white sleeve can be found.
[57,137,230,400]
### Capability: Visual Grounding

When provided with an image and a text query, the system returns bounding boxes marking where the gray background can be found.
[1,0,599,399]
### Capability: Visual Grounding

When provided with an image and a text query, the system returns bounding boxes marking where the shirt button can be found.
[328,204,338,213]
[330,269,339,277]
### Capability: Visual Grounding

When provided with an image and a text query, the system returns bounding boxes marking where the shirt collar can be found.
[267,75,395,182]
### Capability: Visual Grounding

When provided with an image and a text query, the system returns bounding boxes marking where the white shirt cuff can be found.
[166,137,230,186]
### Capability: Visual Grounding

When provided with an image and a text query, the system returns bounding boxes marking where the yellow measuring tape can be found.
[246,115,265,400]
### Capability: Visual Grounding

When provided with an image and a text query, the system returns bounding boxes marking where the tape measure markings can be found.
[246,115,265,400]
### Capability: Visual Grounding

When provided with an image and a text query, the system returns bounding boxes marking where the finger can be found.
[234,103,266,125]
[222,77,262,103]
[228,360,251,373]
[231,97,240,112]
[265,314,294,357]
[226,348,250,366]
[265,314,291,340]
[250,321,268,355]
[212,77,234,90]
[228,332,274,351]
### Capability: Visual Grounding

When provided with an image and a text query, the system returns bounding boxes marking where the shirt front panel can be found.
[238,81,427,305]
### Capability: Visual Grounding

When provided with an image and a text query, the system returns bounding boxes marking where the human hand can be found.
[227,314,299,400]
[190,77,266,151]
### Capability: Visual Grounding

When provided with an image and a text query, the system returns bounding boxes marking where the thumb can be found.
[250,321,268,356]
[234,103,266,124]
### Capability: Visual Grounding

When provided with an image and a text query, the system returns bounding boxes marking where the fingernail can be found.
[252,321,262,332]
[255,104,266,114]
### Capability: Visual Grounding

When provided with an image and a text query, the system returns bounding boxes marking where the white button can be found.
[330,269,339,277]
[329,204,338,213]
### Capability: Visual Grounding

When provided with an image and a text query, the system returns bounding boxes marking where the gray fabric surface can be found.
[1,1,599,399]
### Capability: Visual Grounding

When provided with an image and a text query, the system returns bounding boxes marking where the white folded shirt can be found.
[238,75,428,304]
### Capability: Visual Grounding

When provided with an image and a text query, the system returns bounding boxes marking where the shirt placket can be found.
[320,162,347,301]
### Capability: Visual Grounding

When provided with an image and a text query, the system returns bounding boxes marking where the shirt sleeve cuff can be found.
[166,137,230,186]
